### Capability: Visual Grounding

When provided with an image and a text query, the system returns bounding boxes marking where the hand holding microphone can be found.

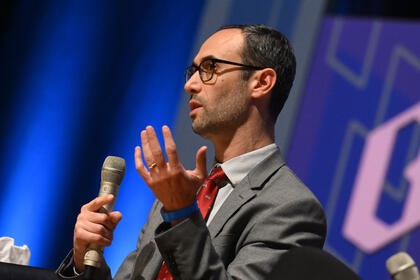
[72,156,125,276]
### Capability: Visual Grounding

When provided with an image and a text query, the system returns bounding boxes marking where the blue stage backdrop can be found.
[288,17,420,280]
[0,0,204,273]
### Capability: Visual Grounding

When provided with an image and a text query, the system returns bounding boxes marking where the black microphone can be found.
[83,156,125,279]
[386,252,419,280]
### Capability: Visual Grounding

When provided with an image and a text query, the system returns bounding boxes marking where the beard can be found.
[191,86,248,138]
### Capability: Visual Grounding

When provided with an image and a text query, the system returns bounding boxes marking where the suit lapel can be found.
[208,184,256,239]
[131,150,286,278]
[208,149,286,238]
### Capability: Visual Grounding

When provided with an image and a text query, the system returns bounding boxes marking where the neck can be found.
[210,117,275,163]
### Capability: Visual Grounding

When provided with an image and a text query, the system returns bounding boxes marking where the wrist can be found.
[161,201,198,222]
[170,217,187,226]
[73,250,84,272]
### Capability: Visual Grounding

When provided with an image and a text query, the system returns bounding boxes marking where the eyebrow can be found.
[192,55,217,67]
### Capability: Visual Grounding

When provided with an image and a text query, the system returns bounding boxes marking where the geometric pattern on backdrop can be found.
[287,17,420,280]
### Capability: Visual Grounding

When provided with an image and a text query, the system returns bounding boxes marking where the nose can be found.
[184,71,202,96]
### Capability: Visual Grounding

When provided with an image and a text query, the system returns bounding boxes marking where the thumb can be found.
[109,211,123,224]
[195,146,207,179]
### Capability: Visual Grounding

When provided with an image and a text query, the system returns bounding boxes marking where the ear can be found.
[248,68,276,99]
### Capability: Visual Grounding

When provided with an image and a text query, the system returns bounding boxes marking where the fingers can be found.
[78,220,114,245]
[74,208,122,248]
[138,125,179,172]
[146,126,166,168]
[74,227,112,251]
[78,199,122,229]
[162,125,179,167]
[136,125,184,176]
[134,146,149,177]
[82,194,114,212]
[140,130,154,168]
[73,199,122,272]
[195,146,207,178]
[109,211,123,224]
[77,197,122,240]
[79,211,116,230]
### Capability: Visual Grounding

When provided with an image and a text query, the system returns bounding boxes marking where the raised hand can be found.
[134,125,207,212]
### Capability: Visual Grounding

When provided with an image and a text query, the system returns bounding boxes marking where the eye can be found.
[200,60,216,73]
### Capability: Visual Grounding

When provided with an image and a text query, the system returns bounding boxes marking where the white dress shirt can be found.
[206,143,278,226]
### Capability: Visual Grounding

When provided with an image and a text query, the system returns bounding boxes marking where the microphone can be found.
[386,252,420,280]
[83,156,126,279]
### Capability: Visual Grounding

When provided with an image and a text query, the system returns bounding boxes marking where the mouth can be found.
[189,100,202,113]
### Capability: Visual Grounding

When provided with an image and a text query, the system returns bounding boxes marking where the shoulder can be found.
[243,151,326,235]
[253,163,325,218]
[247,149,322,208]
[268,163,319,202]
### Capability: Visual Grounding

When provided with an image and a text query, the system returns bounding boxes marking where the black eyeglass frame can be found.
[185,58,265,83]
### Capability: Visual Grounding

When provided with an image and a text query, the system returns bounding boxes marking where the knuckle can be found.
[77,212,87,220]
[98,225,107,235]
[111,221,119,230]
[152,176,165,185]
[166,144,176,154]
[74,227,83,238]
[92,235,103,244]
[105,230,113,240]
[97,214,108,224]
[170,167,182,177]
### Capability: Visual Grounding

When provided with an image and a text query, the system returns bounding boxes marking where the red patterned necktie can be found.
[156,167,227,280]
[196,166,227,219]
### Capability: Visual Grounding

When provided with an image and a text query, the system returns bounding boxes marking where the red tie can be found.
[196,167,227,219]
[156,167,227,280]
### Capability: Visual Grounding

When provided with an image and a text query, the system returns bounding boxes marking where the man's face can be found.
[184,29,250,138]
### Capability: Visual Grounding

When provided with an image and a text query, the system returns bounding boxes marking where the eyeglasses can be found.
[185,58,264,83]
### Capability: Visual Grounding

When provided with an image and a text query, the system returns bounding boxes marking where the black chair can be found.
[0,261,58,280]
[271,247,361,280]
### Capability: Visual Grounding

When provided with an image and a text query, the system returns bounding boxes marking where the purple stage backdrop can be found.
[287,17,420,279]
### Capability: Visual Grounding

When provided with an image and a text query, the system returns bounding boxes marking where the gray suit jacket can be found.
[57,149,326,280]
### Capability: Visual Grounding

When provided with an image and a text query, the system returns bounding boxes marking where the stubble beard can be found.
[191,89,248,139]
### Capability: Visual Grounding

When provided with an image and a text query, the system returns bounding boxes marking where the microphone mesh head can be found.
[102,156,126,185]
[386,252,417,277]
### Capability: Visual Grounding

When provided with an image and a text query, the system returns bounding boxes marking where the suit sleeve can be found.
[154,196,326,280]
[113,200,162,279]
[55,250,112,280]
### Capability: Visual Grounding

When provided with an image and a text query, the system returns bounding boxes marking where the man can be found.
[57,24,326,279]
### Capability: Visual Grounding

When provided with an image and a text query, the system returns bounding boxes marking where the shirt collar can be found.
[217,143,278,187]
